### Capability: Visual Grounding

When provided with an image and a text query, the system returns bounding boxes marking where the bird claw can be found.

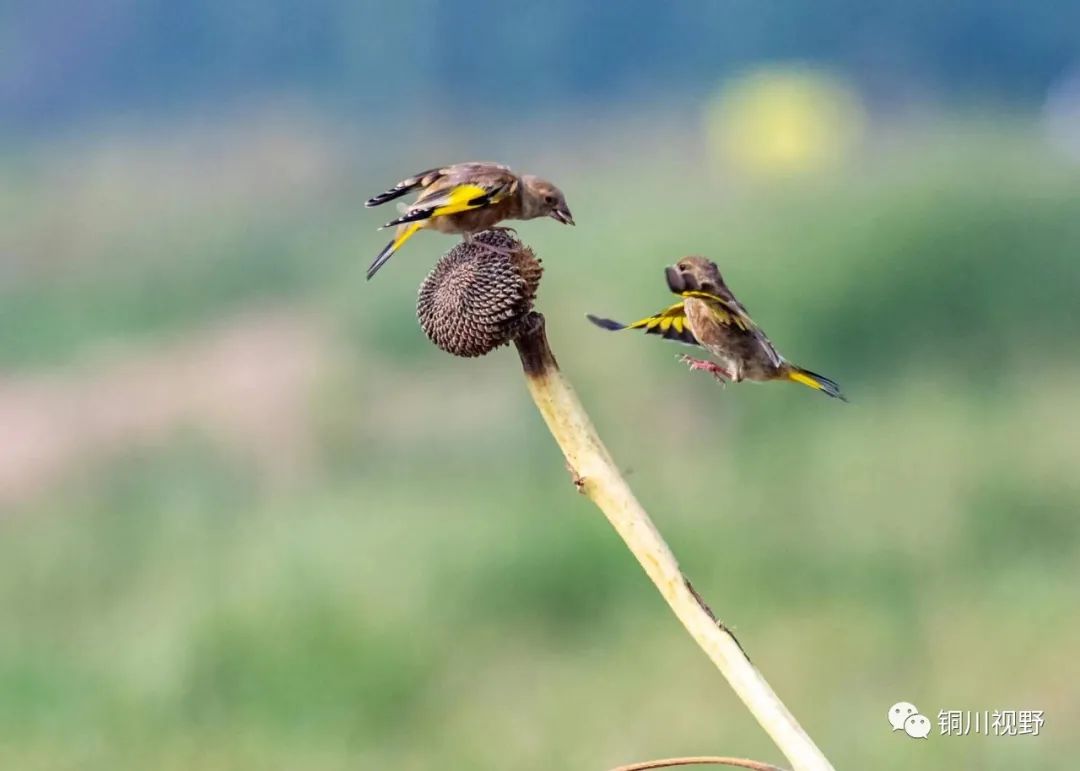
[679,355,730,385]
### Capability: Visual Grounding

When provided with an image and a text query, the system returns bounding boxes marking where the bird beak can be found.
[667,266,702,293]
[550,206,575,226]
[665,266,687,293]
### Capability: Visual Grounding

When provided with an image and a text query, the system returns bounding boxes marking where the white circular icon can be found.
[888,702,919,731]
[904,713,932,739]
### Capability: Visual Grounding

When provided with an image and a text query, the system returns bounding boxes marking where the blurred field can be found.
[1,110,1078,770]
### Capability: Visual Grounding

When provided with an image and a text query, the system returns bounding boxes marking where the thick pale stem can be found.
[513,313,834,771]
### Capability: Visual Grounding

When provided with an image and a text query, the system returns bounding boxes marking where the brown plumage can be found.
[587,256,846,399]
[364,162,573,279]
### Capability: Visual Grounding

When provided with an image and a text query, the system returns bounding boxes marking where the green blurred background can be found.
[2,3,1079,769]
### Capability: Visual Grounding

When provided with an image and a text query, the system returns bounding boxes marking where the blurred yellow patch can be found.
[707,67,865,176]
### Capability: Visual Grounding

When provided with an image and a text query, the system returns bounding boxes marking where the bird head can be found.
[666,256,725,295]
[520,175,574,225]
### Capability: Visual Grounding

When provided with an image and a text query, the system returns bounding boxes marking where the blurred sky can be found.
[4,1,1080,132]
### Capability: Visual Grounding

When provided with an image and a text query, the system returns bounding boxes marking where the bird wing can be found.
[365,166,444,208]
[681,289,783,367]
[586,303,700,346]
[377,163,518,226]
[365,162,513,207]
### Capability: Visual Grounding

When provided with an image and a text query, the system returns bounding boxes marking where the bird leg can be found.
[679,355,731,384]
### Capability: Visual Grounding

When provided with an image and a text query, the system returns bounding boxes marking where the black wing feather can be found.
[365,167,441,207]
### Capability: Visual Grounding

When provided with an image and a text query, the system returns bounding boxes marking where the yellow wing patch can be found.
[625,303,699,345]
[384,182,508,228]
[428,183,494,217]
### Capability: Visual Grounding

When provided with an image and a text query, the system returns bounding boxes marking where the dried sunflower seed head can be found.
[417,230,543,357]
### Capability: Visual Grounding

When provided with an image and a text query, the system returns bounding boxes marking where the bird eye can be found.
[544,195,556,205]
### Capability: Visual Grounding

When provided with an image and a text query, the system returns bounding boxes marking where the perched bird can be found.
[364,162,574,279]
[587,256,846,400]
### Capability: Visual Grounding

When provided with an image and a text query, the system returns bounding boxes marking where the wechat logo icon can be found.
[889,701,931,739]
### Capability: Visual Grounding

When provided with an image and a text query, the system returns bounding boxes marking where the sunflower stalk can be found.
[514,312,834,771]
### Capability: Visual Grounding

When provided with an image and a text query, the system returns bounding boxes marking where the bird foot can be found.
[679,355,731,385]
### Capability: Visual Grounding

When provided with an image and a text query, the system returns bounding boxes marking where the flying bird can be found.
[587,256,846,400]
[364,162,573,279]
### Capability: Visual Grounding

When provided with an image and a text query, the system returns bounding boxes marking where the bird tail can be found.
[366,222,422,280]
[786,366,847,401]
